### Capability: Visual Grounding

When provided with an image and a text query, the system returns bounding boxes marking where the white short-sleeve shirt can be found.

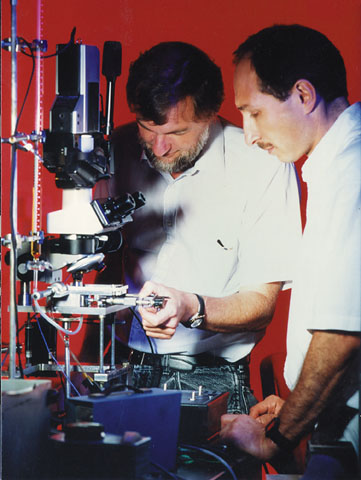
[284,104,360,453]
[284,103,361,388]
[129,118,301,361]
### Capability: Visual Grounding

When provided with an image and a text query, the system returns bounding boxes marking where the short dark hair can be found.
[233,24,348,102]
[126,41,224,123]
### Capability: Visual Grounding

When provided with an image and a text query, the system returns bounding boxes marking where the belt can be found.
[129,350,249,372]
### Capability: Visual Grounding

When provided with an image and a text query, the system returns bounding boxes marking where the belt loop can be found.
[162,354,170,374]
[140,352,145,366]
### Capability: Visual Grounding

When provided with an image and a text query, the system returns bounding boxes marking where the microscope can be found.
[3,34,166,397]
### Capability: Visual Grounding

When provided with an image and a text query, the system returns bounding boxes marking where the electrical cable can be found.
[1,351,9,368]
[16,321,26,333]
[33,298,83,336]
[36,318,81,396]
[15,37,35,132]
[19,27,76,59]
[57,333,103,393]
[179,444,237,480]
[129,306,155,355]
[58,370,66,394]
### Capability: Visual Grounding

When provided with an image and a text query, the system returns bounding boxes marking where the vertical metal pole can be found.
[9,0,18,379]
[99,315,104,373]
[105,81,114,136]
[110,314,115,370]
[10,0,18,139]
[31,0,44,266]
[63,321,71,398]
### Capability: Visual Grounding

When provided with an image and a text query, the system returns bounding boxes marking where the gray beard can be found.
[140,126,210,174]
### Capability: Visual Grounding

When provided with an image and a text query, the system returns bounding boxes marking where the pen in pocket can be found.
[217,239,232,250]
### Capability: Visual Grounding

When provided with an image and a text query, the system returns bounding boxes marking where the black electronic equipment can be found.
[49,422,151,479]
[2,379,52,480]
[91,192,146,228]
[179,389,229,443]
[68,388,182,471]
[102,41,122,135]
[43,43,109,189]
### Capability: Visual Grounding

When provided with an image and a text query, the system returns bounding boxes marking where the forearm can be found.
[138,280,282,337]
[277,331,360,443]
[202,282,281,333]
[220,331,360,461]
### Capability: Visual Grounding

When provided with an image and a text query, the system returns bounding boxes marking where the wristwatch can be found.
[265,417,298,452]
[182,294,205,329]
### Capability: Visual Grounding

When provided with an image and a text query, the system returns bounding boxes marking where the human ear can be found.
[293,80,317,113]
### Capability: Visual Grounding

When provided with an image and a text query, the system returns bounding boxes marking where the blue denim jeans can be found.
[130,362,257,414]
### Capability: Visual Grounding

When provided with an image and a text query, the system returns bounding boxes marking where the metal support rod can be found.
[25,315,32,368]
[110,314,115,370]
[99,315,105,373]
[105,80,114,136]
[63,321,71,398]
[10,0,17,138]
[9,0,18,379]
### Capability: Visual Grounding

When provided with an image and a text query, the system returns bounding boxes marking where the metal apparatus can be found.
[1,4,164,397]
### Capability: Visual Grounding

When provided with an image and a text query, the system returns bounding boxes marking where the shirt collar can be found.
[302,102,361,183]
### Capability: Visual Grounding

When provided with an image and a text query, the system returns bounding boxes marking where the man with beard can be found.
[95,41,301,413]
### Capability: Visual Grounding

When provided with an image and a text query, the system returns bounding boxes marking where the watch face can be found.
[190,317,204,328]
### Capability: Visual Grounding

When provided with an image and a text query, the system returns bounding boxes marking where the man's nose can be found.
[152,134,171,157]
[243,118,261,147]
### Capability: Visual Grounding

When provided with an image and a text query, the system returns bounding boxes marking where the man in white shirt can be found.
[220,24,360,478]
[98,42,301,413]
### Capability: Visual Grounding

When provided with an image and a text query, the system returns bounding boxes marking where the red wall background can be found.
[1,0,360,399]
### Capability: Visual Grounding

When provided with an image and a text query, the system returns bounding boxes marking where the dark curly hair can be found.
[233,24,348,102]
[126,41,224,124]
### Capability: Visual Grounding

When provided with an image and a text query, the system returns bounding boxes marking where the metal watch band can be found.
[265,417,298,452]
[182,294,205,328]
